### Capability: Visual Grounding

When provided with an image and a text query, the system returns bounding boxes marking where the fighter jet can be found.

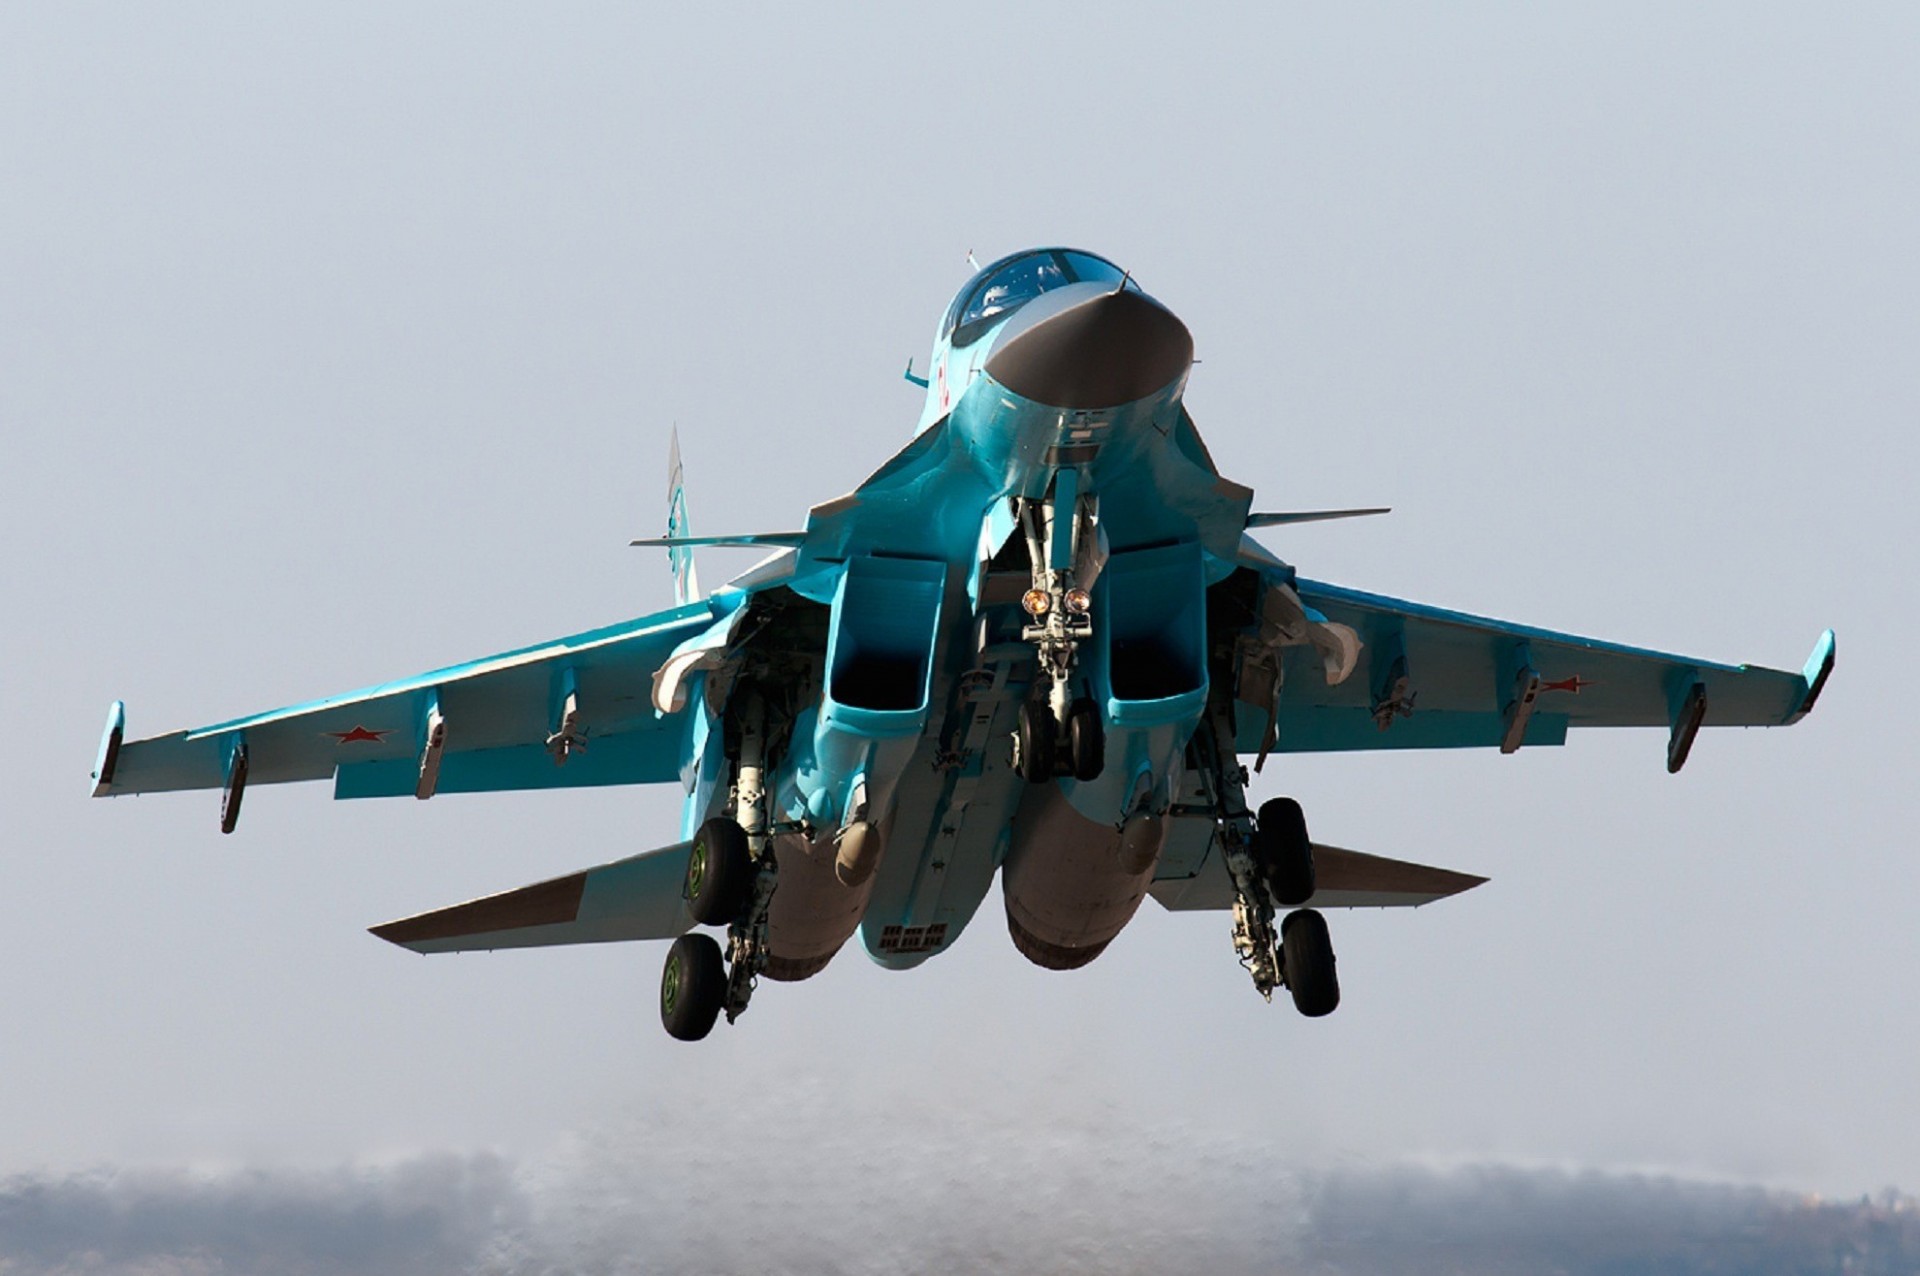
[90,248,1835,1041]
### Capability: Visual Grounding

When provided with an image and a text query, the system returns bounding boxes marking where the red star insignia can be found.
[1541,676,1593,695]
[327,725,391,744]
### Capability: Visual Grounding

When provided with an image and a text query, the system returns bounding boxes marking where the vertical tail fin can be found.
[666,428,700,605]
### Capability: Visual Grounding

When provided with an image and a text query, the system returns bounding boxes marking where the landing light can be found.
[1022,589,1051,616]
[1065,588,1092,614]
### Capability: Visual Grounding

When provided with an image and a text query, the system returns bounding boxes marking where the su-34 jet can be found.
[92,248,1835,1040]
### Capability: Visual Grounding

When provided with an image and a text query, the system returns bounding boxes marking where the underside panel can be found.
[1001,785,1160,969]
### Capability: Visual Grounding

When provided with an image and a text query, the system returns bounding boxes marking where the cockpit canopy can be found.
[945,248,1135,349]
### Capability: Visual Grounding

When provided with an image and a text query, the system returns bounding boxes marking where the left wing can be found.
[91,597,746,826]
[1229,559,1833,769]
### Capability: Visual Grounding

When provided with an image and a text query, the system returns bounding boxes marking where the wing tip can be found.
[1787,629,1836,724]
[90,700,126,798]
[367,922,424,953]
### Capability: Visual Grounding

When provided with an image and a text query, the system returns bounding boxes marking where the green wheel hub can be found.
[661,952,683,1015]
[686,840,708,899]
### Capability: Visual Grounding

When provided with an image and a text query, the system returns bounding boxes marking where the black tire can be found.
[1066,698,1104,781]
[1281,908,1339,1018]
[660,932,728,1041]
[1016,701,1056,783]
[1254,797,1316,907]
[685,816,752,926]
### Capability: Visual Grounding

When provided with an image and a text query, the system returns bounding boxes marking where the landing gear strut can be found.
[1012,489,1105,782]
[1196,692,1337,1016]
[663,687,780,1041]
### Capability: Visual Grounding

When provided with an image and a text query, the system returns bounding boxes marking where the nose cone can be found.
[984,282,1193,411]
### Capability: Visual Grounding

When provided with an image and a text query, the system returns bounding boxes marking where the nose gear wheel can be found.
[1014,699,1058,782]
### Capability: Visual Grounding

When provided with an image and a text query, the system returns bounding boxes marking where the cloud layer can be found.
[0,1155,523,1276]
[2,1112,1915,1276]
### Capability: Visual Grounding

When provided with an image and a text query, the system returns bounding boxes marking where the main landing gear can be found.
[1196,695,1340,1018]
[1011,490,1105,783]
[661,690,780,1042]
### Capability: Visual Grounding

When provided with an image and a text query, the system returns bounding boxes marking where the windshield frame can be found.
[945,248,1131,349]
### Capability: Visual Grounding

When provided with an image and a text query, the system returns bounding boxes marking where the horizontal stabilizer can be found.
[370,840,694,954]
[629,532,807,549]
[1151,842,1486,912]
[1246,508,1391,529]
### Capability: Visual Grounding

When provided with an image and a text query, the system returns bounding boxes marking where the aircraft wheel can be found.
[1280,908,1339,1018]
[660,932,728,1041]
[685,816,752,925]
[1066,698,1104,781]
[1016,701,1056,783]
[1254,797,1316,907]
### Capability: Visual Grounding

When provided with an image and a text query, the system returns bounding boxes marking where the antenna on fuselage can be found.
[967,249,982,272]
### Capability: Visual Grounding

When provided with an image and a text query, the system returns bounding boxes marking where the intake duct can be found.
[1099,539,1209,724]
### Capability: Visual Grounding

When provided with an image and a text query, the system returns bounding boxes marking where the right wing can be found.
[1223,549,1833,766]
[372,840,694,953]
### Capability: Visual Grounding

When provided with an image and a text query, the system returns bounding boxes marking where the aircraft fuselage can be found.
[724,250,1246,977]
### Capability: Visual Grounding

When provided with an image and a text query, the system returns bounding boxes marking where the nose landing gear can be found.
[1011,490,1106,782]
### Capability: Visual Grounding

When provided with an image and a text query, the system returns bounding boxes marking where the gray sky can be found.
[2,0,1916,1253]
